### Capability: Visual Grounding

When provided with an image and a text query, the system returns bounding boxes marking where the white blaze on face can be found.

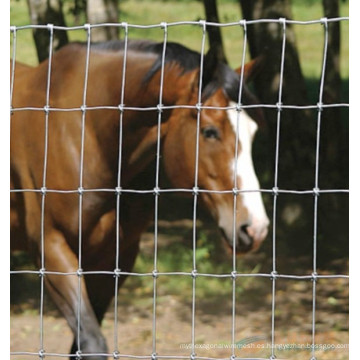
[226,102,269,240]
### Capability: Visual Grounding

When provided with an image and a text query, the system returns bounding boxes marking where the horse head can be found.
[161,50,269,254]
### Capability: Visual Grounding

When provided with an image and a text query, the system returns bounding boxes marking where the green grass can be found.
[123,232,264,300]
[291,1,349,79]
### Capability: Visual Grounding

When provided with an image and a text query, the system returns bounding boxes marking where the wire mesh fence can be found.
[10,16,349,360]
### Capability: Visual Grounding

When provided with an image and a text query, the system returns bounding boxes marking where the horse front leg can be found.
[78,209,141,354]
[44,228,108,360]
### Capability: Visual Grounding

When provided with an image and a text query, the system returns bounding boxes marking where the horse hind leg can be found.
[44,229,108,360]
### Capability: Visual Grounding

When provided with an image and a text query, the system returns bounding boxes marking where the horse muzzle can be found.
[220,219,269,254]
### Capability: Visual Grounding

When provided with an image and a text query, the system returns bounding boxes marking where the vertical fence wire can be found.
[76,23,92,357]
[310,17,330,360]
[38,23,55,356]
[9,17,349,360]
[230,20,248,359]
[113,22,129,357]
[190,20,208,360]
[152,21,169,359]
[269,18,287,360]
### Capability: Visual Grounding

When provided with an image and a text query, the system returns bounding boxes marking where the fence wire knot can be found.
[270,355,277,360]
[76,350,83,360]
[231,271,237,280]
[235,103,242,112]
[271,271,278,280]
[320,17,328,26]
[38,349,45,359]
[121,22,128,32]
[191,269,198,279]
[78,187,84,195]
[192,187,199,196]
[40,187,47,195]
[313,187,320,197]
[152,269,159,278]
[44,105,50,115]
[84,23,91,33]
[232,188,239,196]
[239,19,246,28]
[114,268,121,278]
[151,352,157,360]
[113,350,120,359]
[157,104,163,113]
[10,25,16,33]
[118,104,125,113]
[39,268,46,277]
[77,268,83,277]
[115,187,122,195]
[311,272,318,282]
[272,187,279,196]
[198,20,206,32]
[279,17,286,29]
[317,102,323,112]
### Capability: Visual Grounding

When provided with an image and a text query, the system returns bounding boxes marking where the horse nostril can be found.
[240,224,249,234]
[237,224,253,252]
[240,224,251,243]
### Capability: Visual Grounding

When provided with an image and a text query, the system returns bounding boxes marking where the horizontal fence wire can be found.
[10,17,349,360]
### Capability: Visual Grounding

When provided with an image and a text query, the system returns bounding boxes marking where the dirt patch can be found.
[11,221,349,360]
[10,287,349,360]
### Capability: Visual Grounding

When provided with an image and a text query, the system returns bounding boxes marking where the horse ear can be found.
[235,55,265,82]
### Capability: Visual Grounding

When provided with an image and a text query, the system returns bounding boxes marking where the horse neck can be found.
[85,51,197,187]
[118,66,197,186]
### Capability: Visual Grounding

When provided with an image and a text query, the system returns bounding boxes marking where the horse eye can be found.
[201,126,220,140]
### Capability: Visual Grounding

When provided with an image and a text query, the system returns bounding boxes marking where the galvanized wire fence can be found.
[10,17,349,360]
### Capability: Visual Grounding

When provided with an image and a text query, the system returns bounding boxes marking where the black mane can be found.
[86,40,262,119]
[89,39,202,74]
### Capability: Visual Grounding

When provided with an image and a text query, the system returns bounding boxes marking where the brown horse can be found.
[11,40,269,359]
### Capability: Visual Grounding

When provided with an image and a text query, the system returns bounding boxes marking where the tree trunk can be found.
[319,0,348,260]
[320,0,343,173]
[239,0,311,185]
[203,0,228,64]
[27,0,69,63]
[86,0,119,42]
[321,0,343,170]
[240,0,308,107]
[239,0,314,257]
[322,0,341,106]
